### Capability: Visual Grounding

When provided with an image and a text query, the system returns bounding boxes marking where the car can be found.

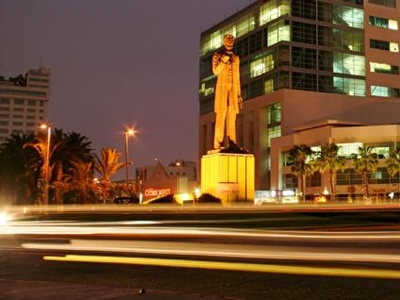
[313,195,327,204]
[113,195,140,204]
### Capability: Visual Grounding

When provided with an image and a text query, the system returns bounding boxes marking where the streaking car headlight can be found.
[0,212,10,225]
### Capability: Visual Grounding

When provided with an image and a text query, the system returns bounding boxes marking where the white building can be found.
[271,121,400,201]
[0,67,50,142]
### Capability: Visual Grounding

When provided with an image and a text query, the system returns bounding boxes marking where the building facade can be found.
[135,159,198,201]
[271,121,400,201]
[199,0,400,190]
[0,67,50,143]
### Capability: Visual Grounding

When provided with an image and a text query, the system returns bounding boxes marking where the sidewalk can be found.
[0,279,233,300]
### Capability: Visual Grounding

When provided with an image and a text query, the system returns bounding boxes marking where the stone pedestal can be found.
[201,152,254,205]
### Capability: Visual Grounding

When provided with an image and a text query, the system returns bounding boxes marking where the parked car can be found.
[113,195,140,204]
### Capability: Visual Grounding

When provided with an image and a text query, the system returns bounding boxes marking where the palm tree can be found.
[315,143,346,201]
[288,144,315,202]
[50,129,94,204]
[93,147,126,200]
[0,133,40,204]
[94,147,125,182]
[23,130,54,204]
[64,160,99,203]
[352,145,378,203]
[24,129,94,204]
[386,147,400,199]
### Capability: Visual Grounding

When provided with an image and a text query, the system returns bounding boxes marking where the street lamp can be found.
[124,128,135,185]
[39,123,51,205]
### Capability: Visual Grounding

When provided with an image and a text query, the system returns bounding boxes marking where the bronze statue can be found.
[212,34,242,150]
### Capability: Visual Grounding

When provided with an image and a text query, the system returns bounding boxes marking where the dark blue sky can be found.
[0,0,250,176]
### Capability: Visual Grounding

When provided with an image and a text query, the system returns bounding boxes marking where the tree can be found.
[24,128,95,204]
[288,144,315,202]
[386,147,400,178]
[94,147,125,182]
[0,133,40,205]
[23,132,53,204]
[50,129,94,204]
[386,147,400,199]
[63,160,99,204]
[94,147,126,200]
[352,145,378,203]
[315,143,346,201]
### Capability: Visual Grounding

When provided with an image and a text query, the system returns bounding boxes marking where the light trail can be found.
[3,219,400,240]
[43,254,400,280]
[22,239,400,264]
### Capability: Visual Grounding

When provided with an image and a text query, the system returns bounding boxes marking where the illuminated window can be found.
[370,62,399,74]
[333,5,364,29]
[332,28,364,52]
[268,20,290,46]
[236,15,255,38]
[372,147,390,158]
[210,31,222,50]
[200,14,255,55]
[338,143,363,157]
[369,16,398,30]
[333,77,365,96]
[371,85,400,97]
[390,42,399,52]
[264,78,274,94]
[259,0,290,26]
[267,102,281,125]
[389,20,398,30]
[267,126,281,147]
[250,53,274,78]
[371,39,399,52]
[333,53,365,76]
[199,81,215,97]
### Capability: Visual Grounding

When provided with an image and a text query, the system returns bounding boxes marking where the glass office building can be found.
[199,0,400,190]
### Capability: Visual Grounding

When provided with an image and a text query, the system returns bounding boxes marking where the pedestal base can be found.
[201,152,254,205]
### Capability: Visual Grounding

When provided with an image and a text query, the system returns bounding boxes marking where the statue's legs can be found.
[226,105,236,143]
[214,107,227,149]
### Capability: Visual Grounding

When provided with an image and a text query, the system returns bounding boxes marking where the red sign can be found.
[144,188,172,198]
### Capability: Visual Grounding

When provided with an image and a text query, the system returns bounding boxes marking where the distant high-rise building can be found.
[0,67,50,143]
[199,0,400,190]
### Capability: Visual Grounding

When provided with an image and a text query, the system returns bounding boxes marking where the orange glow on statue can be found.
[212,34,242,150]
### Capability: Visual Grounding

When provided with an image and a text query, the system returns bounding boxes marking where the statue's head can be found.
[223,34,235,51]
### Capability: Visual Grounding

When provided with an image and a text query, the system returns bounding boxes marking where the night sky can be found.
[0,0,250,178]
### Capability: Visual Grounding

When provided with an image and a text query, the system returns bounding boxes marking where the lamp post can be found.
[39,123,51,205]
[124,128,135,185]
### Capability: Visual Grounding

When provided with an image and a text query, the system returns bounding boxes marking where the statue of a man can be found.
[212,34,242,150]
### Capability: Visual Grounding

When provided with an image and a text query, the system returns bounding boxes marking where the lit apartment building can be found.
[199,0,400,191]
[0,67,50,143]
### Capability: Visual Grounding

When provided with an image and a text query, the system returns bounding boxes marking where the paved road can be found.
[1,251,400,300]
[1,206,400,299]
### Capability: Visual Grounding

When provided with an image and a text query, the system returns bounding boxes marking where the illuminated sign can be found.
[144,188,172,198]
